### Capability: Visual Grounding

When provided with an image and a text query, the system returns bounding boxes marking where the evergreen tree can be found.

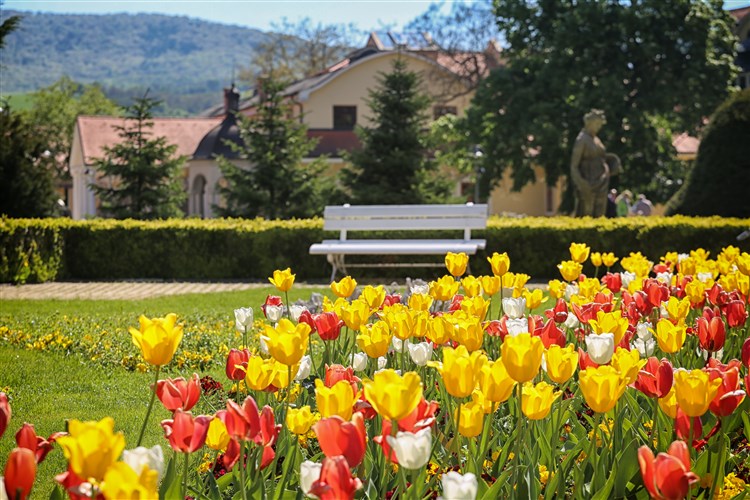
[343,58,448,204]
[92,96,186,219]
[216,77,337,219]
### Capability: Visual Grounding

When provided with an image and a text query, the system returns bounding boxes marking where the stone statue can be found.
[570,109,621,217]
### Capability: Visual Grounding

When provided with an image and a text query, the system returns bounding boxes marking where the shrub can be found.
[0,217,64,284]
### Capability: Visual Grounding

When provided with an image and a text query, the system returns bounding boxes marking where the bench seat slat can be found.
[310,239,486,255]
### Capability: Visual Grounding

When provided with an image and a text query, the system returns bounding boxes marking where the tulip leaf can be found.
[613,438,639,498]
[741,409,750,441]
[48,486,65,500]
[160,456,182,500]
[481,469,512,500]
[203,474,222,500]
[591,468,616,500]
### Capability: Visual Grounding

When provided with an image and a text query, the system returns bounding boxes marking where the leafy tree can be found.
[666,89,750,217]
[343,58,449,204]
[216,77,337,219]
[92,96,186,219]
[466,0,738,208]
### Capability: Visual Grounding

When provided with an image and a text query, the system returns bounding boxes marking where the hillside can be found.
[0,10,271,113]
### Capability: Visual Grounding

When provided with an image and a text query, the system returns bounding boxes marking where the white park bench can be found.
[309,203,488,281]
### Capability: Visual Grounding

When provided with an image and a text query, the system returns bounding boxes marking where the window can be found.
[333,106,357,130]
[433,105,457,120]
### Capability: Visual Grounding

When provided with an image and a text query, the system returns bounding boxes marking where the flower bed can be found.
[1,244,750,499]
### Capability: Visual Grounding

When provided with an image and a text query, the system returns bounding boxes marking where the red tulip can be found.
[3,447,36,500]
[309,455,363,500]
[225,348,250,381]
[577,347,599,370]
[55,467,104,500]
[314,312,345,341]
[706,283,728,308]
[695,316,726,353]
[397,398,439,432]
[708,367,745,417]
[0,392,10,440]
[224,396,261,442]
[155,373,201,412]
[325,364,360,395]
[546,298,569,323]
[298,310,316,331]
[634,357,673,399]
[601,273,622,294]
[261,295,283,318]
[254,406,282,469]
[14,423,64,464]
[724,300,748,328]
[448,294,464,312]
[536,319,566,349]
[372,419,398,463]
[313,413,367,468]
[638,440,698,500]
[742,337,750,368]
[484,318,508,339]
[382,294,401,308]
[643,280,670,310]
[161,409,211,453]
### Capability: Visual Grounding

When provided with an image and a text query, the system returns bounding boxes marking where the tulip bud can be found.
[234,307,253,332]
[386,428,433,470]
[0,392,10,440]
[300,460,322,497]
[225,349,250,381]
[289,305,307,323]
[585,333,615,365]
[295,355,312,381]
[4,447,36,500]
[408,342,434,366]
[505,318,529,337]
[742,337,750,368]
[352,352,368,372]
[440,471,478,500]
[502,297,527,319]
[265,305,284,323]
[122,445,164,481]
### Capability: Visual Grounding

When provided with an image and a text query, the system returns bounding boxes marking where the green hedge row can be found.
[2,216,749,284]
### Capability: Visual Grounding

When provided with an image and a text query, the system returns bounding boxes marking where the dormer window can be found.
[333,106,357,130]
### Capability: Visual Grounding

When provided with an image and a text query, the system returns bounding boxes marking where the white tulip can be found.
[265,305,284,323]
[564,313,579,330]
[295,355,312,381]
[585,332,615,365]
[636,321,653,340]
[656,272,672,284]
[352,352,368,372]
[408,341,433,366]
[300,460,322,498]
[0,480,8,500]
[234,307,253,332]
[632,337,656,357]
[386,428,433,470]
[564,283,579,301]
[391,336,404,353]
[411,283,430,296]
[123,445,165,481]
[439,471,478,500]
[677,253,689,263]
[502,297,527,319]
[697,272,713,283]
[697,346,723,361]
[659,304,669,319]
[506,318,529,337]
[621,271,636,289]
[377,356,388,370]
[259,336,270,356]
[289,305,307,323]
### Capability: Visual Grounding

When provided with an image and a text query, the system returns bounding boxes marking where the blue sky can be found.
[4,0,441,32]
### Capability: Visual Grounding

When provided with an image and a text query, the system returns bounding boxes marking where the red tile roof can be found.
[76,116,221,163]
[729,6,750,20]
[672,133,700,156]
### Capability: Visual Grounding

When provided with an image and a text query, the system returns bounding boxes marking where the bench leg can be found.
[326,254,348,282]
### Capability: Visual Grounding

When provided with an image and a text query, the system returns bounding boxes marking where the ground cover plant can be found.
[1,246,750,499]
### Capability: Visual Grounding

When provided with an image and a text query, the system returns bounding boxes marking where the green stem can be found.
[498,285,504,320]
[399,466,410,499]
[284,291,290,319]
[513,383,524,499]
[591,412,602,492]
[239,441,248,500]
[709,423,726,500]
[136,365,161,447]
[455,400,463,470]
[652,397,660,452]
[182,452,189,500]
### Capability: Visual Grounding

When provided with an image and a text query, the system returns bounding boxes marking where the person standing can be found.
[615,190,633,217]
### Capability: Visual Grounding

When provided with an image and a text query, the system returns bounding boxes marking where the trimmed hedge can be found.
[1,216,749,284]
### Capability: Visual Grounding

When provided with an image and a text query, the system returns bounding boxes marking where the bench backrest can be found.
[323,203,488,241]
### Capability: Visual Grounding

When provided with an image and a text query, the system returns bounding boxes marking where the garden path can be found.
[0,281,272,300]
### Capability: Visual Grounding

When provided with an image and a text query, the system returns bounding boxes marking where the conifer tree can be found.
[92,96,186,219]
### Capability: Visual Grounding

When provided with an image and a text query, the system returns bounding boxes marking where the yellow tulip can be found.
[429,275,460,301]
[513,273,530,291]
[664,296,690,324]
[357,322,392,358]
[268,268,295,292]
[673,369,722,417]
[411,310,430,338]
[432,345,487,398]
[588,310,629,345]
[545,344,578,384]
[736,252,750,276]
[330,276,357,298]
[658,386,678,419]
[522,381,561,420]
[341,299,372,331]
[480,275,501,296]
[263,318,310,366]
[610,347,646,385]
[500,333,544,383]
[206,417,230,451]
[360,285,386,310]
[286,406,316,435]
[322,296,349,317]
[461,275,482,297]
[590,252,603,268]
[450,315,484,352]
[455,399,484,437]
[57,417,126,482]
[315,379,355,420]
[128,313,183,366]
[569,242,591,264]
[578,366,627,413]
[654,318,686,354]
[684,279,706,306]
[501,272,516,289]
[679,257,697,277]
[244,355,275,391]
[547,279,567,299]
[269,359,298,389]
[471,389,495,414]
[558,260,583,282]
[523,288,546,311]
[386,308,415,341]
[488,252,511,276]
[479,359,516,403]
[362,369,423,421]
[621,252,653,276]
[101,462,158,500]
[408,293,434,312]
[445,252,469,277]
[460,295,490,321]
[601,252,618,268]
[577,277,602,301]
[426,315,453,345]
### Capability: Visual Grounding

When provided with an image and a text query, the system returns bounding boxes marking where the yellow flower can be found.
[411,310,430,338]
[450,315,484,352]
[558,260,583,282]
[664,296,690,324]
[513,273,531,291]
[577,277,602,301]
[479,359,516,403]
[322,296,349,317]
[601,252,618,268]
[471,388,495,414]
[522,381,561,420]
[244,355,275,391]
[426,315,453,345]
[500,333,544,383]
[341,298,372,331]
[673,369,722,417]
[269,359,298,389]
[588,310,629,345]
[488,252,511,276]
[430,275,460,301]
[363,369,423,421]
[360,285,386,310]
[101,462,158,500]
[569,242,591,264]
[460,295,490,321]
[684,279,706,305]
[268,268,295,292]
[357,322,392,358]
[445,252,469,277]
[501,272,516,289]
[455,398,485,437]
[262,318,310,366]
[330,276,357,298]
[461,275,482,297]
[432,345,487,398]
[57,417,126,482]
[480,275,501,296]
[523,288,546,311]
[539,465,552,486]
[128,313,183,366]
[547,279,567,299]
[545,344,578,384]
[315,379,355,420]
[408,293,434,312]
[385,307,415,341]
[654,318,686,354]
[590,252,603,268]
[578,366,627,413]
[657,386,678,418]
[610,347,646,385]
[206,417,230,451]
[736,252,750,276]
[286,405,316,435]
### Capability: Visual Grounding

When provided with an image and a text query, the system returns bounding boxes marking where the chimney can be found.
[223,84,240,114]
